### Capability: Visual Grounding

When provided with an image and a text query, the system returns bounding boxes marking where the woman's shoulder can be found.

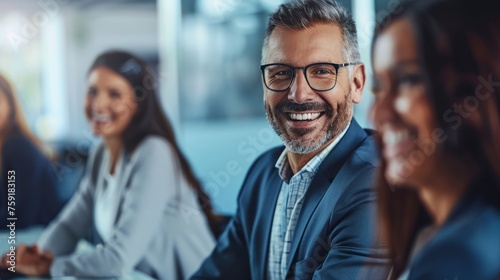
[4,133,35,150]
[452,190,500,237]
[86,136,175,169]
[137,135,171,148]
[127,135,176,165]
[3,134,44,161]
[438,196,500,254]
[411,198,500,279]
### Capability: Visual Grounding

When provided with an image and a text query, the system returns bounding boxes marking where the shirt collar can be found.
[275,122,351,182]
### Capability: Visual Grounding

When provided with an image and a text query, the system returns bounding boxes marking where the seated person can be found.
[192,1,388,279]
[1,51,218,280]
[0,74,62,229]
[371,0,500,278]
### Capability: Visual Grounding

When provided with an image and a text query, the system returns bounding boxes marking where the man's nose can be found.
[288,70,316,104]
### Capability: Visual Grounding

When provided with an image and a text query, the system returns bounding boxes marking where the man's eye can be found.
[309,67,336,77]
[314,69,331,75]
[273,71,292,79]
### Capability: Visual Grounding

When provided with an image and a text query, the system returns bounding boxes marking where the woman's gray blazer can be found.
[38,136,215,279]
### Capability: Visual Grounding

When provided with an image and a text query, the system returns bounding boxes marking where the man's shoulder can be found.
[235,146,284,208]
[239,146,283,188]
[350,130,379,169]
[249,145,285,170]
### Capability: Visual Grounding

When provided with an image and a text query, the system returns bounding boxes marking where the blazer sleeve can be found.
[190,163,255,280]
[311,166,389,280]
[37,144,101,256]
[190,206,251,280]
[47,137,178,277]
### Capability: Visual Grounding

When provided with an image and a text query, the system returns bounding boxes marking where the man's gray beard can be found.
[265,93,352,155]
[267,117,332,154]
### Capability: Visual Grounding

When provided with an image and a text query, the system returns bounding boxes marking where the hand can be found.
[1,244,53,277]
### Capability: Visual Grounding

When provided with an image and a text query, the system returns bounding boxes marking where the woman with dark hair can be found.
[1,51,217,279]
[370,0,500,279]
[0,74,61,229]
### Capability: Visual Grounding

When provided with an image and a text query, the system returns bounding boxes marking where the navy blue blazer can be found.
[408,182,500,280]
[0,134,62,229]
[192,120,388,280]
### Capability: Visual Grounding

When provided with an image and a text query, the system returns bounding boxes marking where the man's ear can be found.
[351,63,366,104]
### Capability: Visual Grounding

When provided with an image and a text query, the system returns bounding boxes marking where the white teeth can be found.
[383,130,409,145]
[93,115,112,122]
[289,112,321,121]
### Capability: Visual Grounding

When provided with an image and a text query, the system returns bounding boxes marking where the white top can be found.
[94,151,125,243]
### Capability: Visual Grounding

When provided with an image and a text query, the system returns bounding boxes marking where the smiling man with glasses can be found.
[192,1,388,279]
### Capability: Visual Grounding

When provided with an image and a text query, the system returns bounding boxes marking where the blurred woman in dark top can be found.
[0,74,62,229]
[370,0,500,279]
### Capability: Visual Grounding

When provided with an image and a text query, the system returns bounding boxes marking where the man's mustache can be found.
[275,101,333,115]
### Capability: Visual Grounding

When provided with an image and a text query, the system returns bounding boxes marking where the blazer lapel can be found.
[116,150,132,191]
[113,150,134,224]
[285,119,368,271]
[256,168,283,280]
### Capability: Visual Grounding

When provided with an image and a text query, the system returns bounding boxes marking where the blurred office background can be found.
[0,0,394,214]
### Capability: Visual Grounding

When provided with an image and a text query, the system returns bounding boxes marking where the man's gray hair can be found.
[262,0,360,74]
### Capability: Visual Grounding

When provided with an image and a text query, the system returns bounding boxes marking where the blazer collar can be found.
[317,119,368,181]
[285,119,368,271]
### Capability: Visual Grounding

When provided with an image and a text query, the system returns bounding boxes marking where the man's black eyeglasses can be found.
[260,62,359,92]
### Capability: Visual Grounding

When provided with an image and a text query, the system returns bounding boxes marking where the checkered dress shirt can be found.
[267,124,350,280]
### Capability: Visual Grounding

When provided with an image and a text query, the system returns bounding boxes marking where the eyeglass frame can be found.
[260,62,359,92]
